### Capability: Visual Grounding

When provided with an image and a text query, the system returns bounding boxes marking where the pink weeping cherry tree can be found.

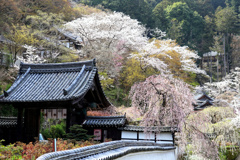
[129,75,193,129]
[129,75,220,159]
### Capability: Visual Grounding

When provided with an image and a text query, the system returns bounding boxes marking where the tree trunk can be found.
[226,32,230,73]
[210,53,212,83]
[223,34,227,77]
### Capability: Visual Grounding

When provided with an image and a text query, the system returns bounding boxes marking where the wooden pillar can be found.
[17,107,24,142]
[155,132,157,143]
[66,107,71,133]
[137,131,139,141]
[172,132,175,145]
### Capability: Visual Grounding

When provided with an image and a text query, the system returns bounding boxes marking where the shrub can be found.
[65,125,93,141]
[219,146,240,160]
[42,121,66,139]
[0,139,99,159]
[0,140,23,159]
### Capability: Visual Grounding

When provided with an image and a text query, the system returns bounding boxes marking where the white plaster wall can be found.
[121,131,137,139]
[156,133,173,144]
[57,110,61,119]
[156,133,172,140]
[139,132,154,140]
[115,150,175,160]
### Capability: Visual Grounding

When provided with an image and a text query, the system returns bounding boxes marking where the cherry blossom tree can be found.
[184,106,239,159]
[64,12,205,79]
[129,75,216,158]
[130,39,207,75]
[203,67,240,97]
[130,74,240,159]
[129,75,194,129]
[202,67,240,114]
[64,12,148,77]
[190,68,240,158]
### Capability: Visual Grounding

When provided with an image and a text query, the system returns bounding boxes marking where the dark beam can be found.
[66,107,72,133]
[17,107,24,142]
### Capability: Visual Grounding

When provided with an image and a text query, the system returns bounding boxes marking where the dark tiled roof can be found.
[194,100,213,110]
[119,125,176,132]
[0,59,110,106]
[56,28,82,42]
[37,140,175,160]
[83,115,126,127]
[194,93,213,101]
[0,117,18,127]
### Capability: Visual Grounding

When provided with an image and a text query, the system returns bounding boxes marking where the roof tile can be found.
[0,59,105,104]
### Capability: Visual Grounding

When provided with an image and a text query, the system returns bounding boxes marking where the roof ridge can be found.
[19,59,96,73]
[63,65,86,96]
[86,115,125,119]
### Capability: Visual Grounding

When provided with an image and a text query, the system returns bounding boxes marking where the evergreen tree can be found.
[164,2,205,49]
[65,125,93,141]
[215,6,239,74]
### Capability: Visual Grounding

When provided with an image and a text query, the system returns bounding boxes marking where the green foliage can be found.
[211,0,226,10]
[153,0,173,31]
[80,0,154,27]
[42,121,66,139]
[219,146,240,160]
[5,83,11,91]
[187,72,200,87]
[165,2,205,48]
[4,25,39,62]
[26,10,65,31]
[120,57,158,91]
[40,112,45,133]
[0,140,23,159]
[202,107,235,124]
[0,104,18,117]
[215,6,239,34]
[99,71,114,90]
[65,125,93,141]
[57,53,79,63]
[104,86,129,106]
[144,0,162,9]
[201,15,216,54]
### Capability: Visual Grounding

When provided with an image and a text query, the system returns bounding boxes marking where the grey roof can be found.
[194,93,213,101]
[0,59,110,106]
[83,115,126,127]
[203,51,220,57]
[57,28,82,42]
[37,140,175,160]
[119,125,176,132]
[0,117,18,127]
[194,100,213,110]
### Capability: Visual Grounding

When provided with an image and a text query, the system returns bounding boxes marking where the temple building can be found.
[0,59,111,143]
[193,92,214,111]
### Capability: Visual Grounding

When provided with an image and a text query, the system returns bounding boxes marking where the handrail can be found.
[37,140,175,160]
